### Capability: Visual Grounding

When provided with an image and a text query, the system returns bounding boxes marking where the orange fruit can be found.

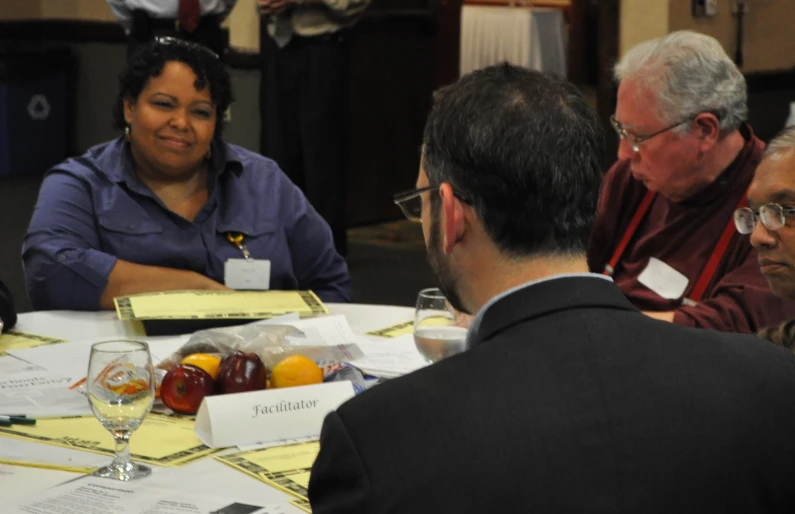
[181,353,222,380]
[270,355,324,389]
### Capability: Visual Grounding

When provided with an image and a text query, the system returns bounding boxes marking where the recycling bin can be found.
[0,49,71,176]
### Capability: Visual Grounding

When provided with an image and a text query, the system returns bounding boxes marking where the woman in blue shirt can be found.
[23,39,351,310]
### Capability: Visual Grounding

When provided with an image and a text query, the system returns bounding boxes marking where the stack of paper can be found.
[0,371,88,418]
[348,334,428,378]
[8,476,287,514]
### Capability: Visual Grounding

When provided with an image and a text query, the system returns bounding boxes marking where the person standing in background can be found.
[257,0,371,257]
[107,0,237,58]
[0,278,17,333]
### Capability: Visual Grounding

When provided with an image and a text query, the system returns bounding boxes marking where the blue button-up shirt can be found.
[23,137,351,310]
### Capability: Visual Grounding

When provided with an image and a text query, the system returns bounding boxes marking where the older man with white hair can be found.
[588,30,795,333]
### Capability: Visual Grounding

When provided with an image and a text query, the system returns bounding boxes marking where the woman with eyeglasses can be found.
[23,39,351,311]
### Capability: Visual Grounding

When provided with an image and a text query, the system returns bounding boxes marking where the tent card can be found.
[195,382,355,449]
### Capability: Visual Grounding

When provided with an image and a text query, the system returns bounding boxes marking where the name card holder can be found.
[194,381,356,449]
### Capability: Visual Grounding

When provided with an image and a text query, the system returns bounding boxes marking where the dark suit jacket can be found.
[0,279,16,332]
[309,276,795,513]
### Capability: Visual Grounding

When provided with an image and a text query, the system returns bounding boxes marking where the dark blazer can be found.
[0,279,16,332]
[309,276,795,513]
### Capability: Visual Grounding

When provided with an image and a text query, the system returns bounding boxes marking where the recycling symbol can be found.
[27,94,51,121]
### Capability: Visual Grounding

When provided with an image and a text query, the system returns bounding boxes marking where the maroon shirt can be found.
[588,126,795,333]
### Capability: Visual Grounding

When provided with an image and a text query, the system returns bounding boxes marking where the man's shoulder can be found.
[594,308,795,379]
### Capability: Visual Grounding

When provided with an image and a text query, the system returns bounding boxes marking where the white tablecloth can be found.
[460,6,567,77]
[1,303,415,509]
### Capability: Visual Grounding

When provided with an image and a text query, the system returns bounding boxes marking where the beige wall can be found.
[620,0,669,57]
[228,0,260,52]
[0,0,114,22]
[0,0,260,52]
[619,0,795,74]
[669,0,795,73]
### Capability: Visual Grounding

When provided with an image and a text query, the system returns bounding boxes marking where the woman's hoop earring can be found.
[125,125,131,141]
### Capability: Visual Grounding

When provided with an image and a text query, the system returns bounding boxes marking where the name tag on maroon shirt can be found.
[638,257,689,300]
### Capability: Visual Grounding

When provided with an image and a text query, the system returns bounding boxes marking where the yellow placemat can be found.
[215,440,320,501]
[0,458,95,474]
[365,320,414,338]
[0,330,66,356]
[114,290,327,320]
[366,316,454,338]
[0,412,222,467]
[290,499,312,513]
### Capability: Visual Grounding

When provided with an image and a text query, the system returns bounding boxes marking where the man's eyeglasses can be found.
[154,36,219,59]
[393,186,470,222]
[734,203,795,234]
[610,114,697,152]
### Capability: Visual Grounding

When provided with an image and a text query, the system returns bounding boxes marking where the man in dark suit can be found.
[308,64,795,513]
[0,278,17,332]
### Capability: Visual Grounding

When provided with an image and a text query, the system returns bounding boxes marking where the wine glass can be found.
[87,340,155,481]
[413,288,469,363]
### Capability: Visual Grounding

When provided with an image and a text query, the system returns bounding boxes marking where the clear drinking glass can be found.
[413,288,469,363]
[87,340,155,481]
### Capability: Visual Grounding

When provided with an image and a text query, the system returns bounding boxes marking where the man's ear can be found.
[439,183,465,255]
[694,112,720,150]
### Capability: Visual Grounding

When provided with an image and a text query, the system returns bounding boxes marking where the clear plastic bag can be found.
[156,324,363,377]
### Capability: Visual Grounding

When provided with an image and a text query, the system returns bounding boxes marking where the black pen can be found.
[0,415,36,426]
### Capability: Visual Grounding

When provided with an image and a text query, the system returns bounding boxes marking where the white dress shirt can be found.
[266,0,371,48]
[107,0,237,33]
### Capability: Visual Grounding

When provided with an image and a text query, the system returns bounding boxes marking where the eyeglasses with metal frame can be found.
[734,203,795,234]
[393,186,470,222]
[610,114,698,152]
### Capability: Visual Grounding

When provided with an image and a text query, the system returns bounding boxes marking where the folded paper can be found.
[195,381,354,448]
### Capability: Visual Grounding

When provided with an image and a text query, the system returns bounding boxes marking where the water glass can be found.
[414,288,468,363]
[87,340,155,481]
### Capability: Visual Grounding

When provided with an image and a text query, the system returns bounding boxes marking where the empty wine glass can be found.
[413,288,469,363]
[87,340,155,480]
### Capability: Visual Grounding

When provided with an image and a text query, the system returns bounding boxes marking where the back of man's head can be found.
[421,64,605,259]
[614,30,747,135]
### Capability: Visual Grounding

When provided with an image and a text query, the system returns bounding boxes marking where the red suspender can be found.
[685,193,749,304]
[603,190,656,276]
[604,189,749,306]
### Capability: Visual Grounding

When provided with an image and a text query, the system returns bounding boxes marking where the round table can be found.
[13,303,414,341]
[2,303,414,510]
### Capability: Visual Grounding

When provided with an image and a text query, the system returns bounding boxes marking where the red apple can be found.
[216,351,269,395]
[160,364,215,415]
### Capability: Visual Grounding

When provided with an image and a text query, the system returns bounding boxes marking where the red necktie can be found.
[179,0,201,34]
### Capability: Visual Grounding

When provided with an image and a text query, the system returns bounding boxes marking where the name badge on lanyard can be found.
[224,233,271,290]
[638,257,689,300]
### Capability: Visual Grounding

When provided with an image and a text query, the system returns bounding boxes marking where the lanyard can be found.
[603,189,748,305]
[226,233,252,260]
